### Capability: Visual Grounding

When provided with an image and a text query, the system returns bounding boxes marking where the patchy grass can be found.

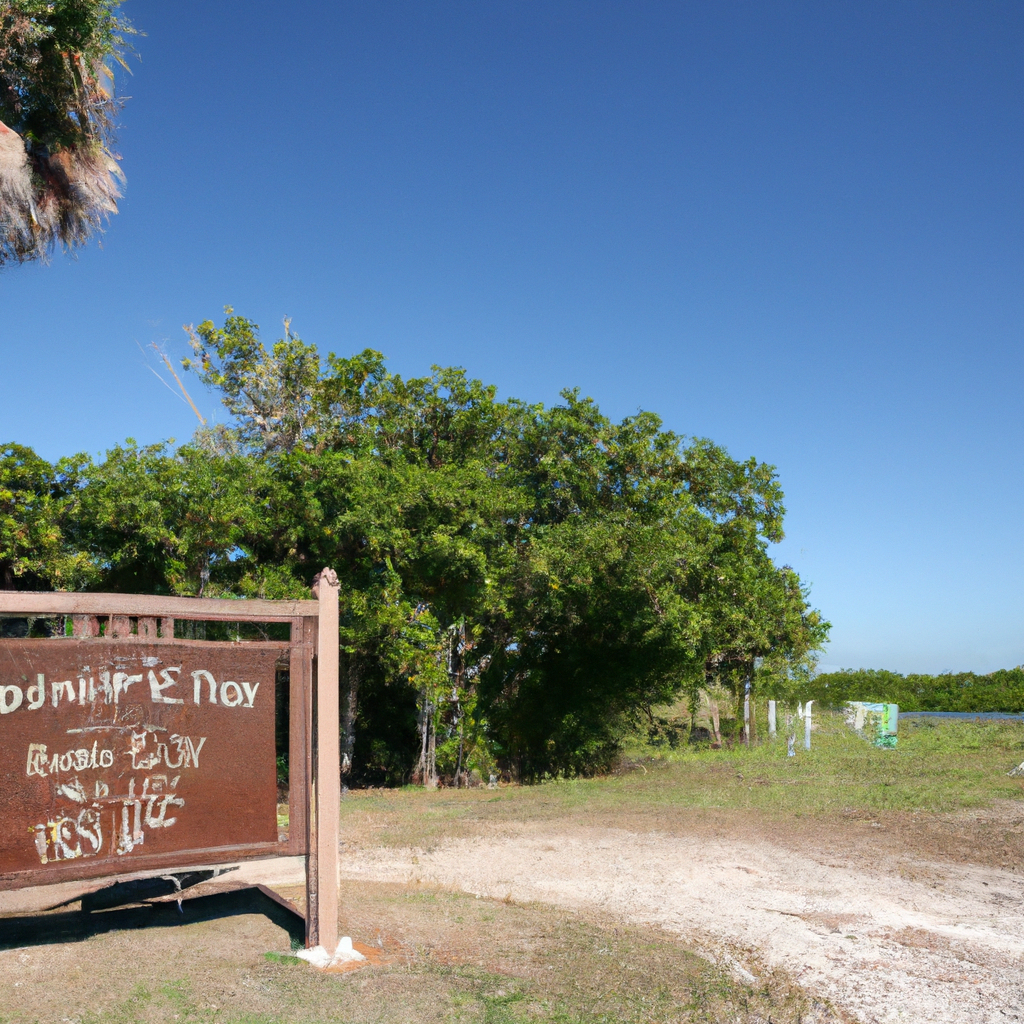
[0,881,836,1024]
[3,716,1020,1023]
[337,714,1024,853]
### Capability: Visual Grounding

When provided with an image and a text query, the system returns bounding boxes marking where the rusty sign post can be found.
[0,576,341,951]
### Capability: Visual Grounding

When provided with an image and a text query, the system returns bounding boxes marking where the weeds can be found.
[338,714,1024,851]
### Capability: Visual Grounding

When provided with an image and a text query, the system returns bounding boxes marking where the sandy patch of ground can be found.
[2,802,1021,1023]
[339,822,1024,1024]
[0,862,825,1023]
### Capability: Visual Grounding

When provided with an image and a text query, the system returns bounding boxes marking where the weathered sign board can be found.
[0,580,340,951]
[0,641,279,874]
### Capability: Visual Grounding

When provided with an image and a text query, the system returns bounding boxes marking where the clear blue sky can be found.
[2,1,1022,674]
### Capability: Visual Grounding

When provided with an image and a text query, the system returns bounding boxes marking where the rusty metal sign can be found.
[0,579,340,952]
[0,641,279,880]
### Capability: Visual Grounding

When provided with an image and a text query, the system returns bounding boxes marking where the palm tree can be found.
[0,1,136,264]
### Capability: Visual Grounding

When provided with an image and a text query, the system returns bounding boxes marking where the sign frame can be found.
[0,573,341,951]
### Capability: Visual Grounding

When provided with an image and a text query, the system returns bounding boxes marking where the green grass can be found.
[617,714,1024,813]
[339,714,1024,849]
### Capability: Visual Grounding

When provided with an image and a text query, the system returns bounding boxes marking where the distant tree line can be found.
[0,311,828,783]
[806,668,1024,714]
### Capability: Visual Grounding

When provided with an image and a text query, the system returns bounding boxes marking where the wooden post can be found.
[310,568,340,952]
[71,615,98,637]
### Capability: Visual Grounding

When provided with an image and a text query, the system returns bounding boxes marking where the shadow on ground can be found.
[0,885,304,951]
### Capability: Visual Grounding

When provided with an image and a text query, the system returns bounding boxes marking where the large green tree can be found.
[1,310,829,782]
[180,311,829,779]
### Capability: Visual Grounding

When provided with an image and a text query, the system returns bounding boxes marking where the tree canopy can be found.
[1,311,829,782]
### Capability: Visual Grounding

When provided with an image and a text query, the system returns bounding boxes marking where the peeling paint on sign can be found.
[0,641,280,878]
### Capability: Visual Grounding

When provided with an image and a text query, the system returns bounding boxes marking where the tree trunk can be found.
[415,689,437,788]
[747,662,758,744]
[425,712,437,788]
[454,716,465,787]
[451,622,465,787]
[416,691,428,784]
[340,658,359,779]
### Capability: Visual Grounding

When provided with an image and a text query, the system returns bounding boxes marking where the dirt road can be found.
[339,820,1024,1024]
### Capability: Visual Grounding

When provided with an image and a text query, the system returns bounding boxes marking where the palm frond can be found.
[0,1,138,264]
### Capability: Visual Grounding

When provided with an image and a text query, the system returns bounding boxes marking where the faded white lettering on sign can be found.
[115,774,185,855]
[30,773,186,864]
[148,667,184,705]
[191,669,259,708]
[0,685,23,714]
[31,806,104,863]
[25,741,115,777]
[0,666,260,714]
[126,730,206,770]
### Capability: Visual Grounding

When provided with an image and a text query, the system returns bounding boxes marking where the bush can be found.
[806,667,1024,713]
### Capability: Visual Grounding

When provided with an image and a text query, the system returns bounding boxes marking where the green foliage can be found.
[0,0,136,150]
[0,0,138,262]
[4,310,832,782]
[0,442,97,589]
[808,667,1024,713]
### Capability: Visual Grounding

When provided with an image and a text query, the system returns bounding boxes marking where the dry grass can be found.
[3,716,1020,1023]
[0,880,841,1024]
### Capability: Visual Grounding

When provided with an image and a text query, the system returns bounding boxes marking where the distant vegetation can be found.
[356,716,1024,837]
[806,668,1024,714]
[0,310,827,784]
